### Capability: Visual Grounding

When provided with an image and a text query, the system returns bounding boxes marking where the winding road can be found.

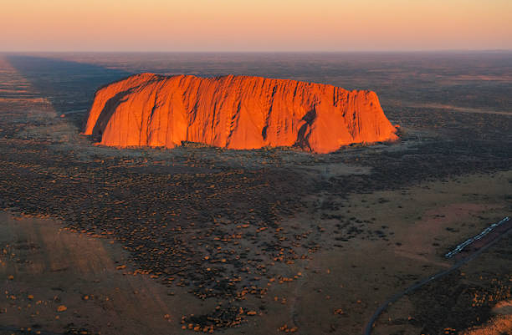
[363,216,512,335]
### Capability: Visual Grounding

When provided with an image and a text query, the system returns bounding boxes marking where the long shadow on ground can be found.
[5,54,133,129]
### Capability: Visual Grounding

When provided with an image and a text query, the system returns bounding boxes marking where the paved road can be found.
[363,217,512,335]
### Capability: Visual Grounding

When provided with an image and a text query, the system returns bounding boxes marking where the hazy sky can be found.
[1,0,511,52]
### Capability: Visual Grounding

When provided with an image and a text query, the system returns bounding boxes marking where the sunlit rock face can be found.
[83,73,398,153]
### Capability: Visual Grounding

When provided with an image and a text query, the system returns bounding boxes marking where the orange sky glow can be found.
[1,0,511,52]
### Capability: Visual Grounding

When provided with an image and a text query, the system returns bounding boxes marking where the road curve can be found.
[363,216,512,335]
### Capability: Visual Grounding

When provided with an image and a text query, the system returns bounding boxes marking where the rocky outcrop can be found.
[83,73,398,153]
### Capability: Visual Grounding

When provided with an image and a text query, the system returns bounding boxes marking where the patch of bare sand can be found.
[461,315,512,335]
[0,212,210,335]
[459,300,512,334]
[296,163,372,179]
[395,203,503,265]
[245,170,512,335]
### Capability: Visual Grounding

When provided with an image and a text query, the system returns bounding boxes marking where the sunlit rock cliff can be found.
[83,73,398,153]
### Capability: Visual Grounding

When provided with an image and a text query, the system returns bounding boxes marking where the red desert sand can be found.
[83,74,398,153]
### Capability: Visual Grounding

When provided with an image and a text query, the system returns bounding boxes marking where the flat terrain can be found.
[0,52,511,335]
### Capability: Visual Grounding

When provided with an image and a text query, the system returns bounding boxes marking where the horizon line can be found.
[1,49,512,54]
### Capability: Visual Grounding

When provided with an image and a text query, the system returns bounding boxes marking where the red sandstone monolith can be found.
[83,74,398,153]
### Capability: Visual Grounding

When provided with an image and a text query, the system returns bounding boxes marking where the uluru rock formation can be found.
[83,73,398,153]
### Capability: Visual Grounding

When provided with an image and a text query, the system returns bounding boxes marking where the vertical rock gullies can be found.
[83,74,398,154]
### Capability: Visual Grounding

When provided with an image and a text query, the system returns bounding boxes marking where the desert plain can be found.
[0,52,511,335]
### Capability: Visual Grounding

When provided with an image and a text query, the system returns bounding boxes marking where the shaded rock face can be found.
[83,73,398,153]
